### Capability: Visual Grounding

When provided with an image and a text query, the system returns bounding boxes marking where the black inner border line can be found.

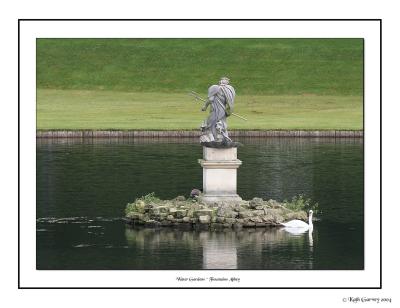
[19,18,382,289]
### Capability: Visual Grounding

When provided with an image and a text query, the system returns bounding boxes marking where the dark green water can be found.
[36,137,363,270]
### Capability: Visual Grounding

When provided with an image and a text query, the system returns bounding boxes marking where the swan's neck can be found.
[308,213,313,226]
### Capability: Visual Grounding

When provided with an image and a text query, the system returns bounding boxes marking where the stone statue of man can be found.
[200,77,236,145]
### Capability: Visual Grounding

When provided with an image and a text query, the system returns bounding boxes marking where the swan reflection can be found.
[280,226,314,251]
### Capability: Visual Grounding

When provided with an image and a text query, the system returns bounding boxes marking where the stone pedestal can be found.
[198,147,242,203]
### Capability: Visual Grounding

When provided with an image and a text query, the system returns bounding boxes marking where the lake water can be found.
[36,137,363,270]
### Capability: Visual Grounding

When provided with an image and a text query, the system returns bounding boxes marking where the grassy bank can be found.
[37,38,363,96]
[37,38,363,130]
[37,89,362,130]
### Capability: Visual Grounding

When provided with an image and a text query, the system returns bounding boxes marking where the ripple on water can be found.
[37,217,123,224]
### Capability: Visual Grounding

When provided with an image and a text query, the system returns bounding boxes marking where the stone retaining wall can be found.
[37,130,363,138]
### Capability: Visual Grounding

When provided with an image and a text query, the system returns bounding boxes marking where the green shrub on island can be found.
[282,194,320,215]
[136,192,161,203]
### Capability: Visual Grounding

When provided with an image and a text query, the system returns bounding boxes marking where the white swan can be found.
[280,209,313,231]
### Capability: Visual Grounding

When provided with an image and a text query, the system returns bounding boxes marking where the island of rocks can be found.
[125,194,308,230]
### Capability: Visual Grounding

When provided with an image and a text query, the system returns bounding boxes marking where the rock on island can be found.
[125,194,308,229]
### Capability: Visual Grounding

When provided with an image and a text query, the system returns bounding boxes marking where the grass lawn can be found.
[36,38,363,130]
[37,89,362,130]
[37,38,363,96]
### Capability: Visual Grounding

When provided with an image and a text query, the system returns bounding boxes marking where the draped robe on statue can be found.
[204,84,236,142]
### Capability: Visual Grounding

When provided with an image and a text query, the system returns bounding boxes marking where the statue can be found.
[198,77,241,147]
[190,77,245,202]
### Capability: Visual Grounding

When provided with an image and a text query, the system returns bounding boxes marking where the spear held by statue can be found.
[188,91,248,121]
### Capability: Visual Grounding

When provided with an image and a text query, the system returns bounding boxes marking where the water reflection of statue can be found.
[125,227,314,269]
[200,77,236,146]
